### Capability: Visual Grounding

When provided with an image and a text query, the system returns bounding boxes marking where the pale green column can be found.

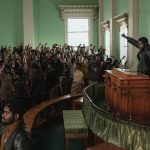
[128,0,139,71]
[99,0,104,47]
[23,0,34,47]
[110,0,116,56]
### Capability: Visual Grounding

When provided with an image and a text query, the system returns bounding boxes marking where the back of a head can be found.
[138,37,149,44]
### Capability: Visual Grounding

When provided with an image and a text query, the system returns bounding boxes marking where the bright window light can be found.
[120,23,128,65]
[67,18,89,46]
[104,29,110,57]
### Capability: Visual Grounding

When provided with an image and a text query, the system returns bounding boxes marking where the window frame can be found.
[65,17,91,47]
[114,13,128,65]
[119,22,128,65]
[58,5,98,47]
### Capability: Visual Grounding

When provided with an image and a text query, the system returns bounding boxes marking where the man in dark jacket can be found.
[13,68,26,101]
[122,34,150,75]
[45,64,58,99]
[0,101,32,150]
[30,63,43,106]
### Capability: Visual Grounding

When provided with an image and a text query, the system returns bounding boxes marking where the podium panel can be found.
[105,68,150,123]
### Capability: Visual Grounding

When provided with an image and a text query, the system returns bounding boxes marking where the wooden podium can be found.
[105,68,150,123]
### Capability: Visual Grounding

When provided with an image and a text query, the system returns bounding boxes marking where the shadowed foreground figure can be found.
[0,101,32,150]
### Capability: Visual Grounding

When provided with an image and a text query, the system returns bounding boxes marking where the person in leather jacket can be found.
[0,101,32,150]
[122,34,150,75]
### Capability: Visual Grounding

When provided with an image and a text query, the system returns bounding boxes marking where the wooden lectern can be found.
[105,68,150,123]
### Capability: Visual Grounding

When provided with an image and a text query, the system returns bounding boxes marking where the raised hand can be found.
[121,33,126,38]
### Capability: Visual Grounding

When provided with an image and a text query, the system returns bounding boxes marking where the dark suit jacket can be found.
[125,36,150,75]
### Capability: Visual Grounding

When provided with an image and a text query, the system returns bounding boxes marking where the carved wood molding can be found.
[101,20,110,31]
[58,5,98,20]
[113,13,128,30]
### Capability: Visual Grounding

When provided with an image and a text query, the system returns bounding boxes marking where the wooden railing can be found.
[83,84,150,150]
[23,94,82,133]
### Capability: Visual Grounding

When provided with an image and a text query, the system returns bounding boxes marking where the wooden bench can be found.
[63,110,88,150]
[23,94,82,132]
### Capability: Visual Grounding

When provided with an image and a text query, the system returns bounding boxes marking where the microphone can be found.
[118,56,126,65]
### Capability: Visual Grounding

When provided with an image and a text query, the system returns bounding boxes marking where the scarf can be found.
[0,120,21,150]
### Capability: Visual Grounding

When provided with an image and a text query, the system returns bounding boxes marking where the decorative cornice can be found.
[101,20,110,31]
[58,5,99,20]
[113,13,128,28]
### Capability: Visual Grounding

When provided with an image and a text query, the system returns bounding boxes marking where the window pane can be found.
[105,30,110,57]
[68,19,89,32]
[67,18,89,46]
[68,32,89,46]
[120,24,128,65]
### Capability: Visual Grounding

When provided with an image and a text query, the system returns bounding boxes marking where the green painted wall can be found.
[116,0,128,16]
[0,0,23,47]
[34,0,99,48]
[139,0,150,40]
[103,0,110,21]
[33,0,65,47]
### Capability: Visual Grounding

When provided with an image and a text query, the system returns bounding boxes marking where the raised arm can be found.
[121,34,139,49]
[0,50,12,75]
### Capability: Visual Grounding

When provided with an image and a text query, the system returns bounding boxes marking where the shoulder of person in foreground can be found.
[13,122,33,150]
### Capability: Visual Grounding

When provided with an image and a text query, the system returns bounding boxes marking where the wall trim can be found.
[113,13,128,30]
[113,13,128,24]
[101,20,110,31]
[58,5,98,20]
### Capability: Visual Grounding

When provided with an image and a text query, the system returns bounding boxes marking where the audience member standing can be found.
[0,65,14,108]
[71,63,84,95]
[45,64,58,99]
[30,63,43,106]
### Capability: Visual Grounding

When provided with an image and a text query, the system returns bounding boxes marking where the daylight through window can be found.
[67,18,89,47]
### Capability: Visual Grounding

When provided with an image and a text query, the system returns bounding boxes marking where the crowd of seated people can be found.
[0,43,121,111]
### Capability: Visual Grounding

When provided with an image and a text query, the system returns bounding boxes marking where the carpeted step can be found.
[87,142,126,150]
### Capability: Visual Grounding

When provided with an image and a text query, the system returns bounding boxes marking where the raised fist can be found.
[121,33,126,38]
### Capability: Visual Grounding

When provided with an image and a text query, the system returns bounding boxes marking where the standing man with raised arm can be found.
[122,34,150,75]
